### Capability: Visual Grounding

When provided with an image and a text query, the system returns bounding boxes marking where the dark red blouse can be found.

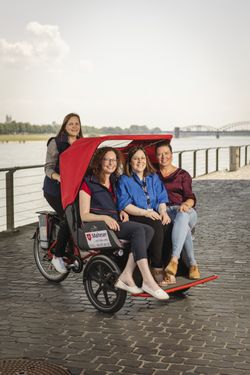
[158,168,196,206]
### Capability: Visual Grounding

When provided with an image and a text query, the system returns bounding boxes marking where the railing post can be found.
[216,148,219,171]
[178,152,182,169]
[229,146,240,171]
[205,149,209,175]
[193,150,197,178]
[6,170,15,231]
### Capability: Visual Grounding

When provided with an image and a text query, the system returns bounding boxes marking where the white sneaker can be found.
[51,256,67,274]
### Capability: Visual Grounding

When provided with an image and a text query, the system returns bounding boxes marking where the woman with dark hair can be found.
[43,113,83,273]
[155,140,200,280]
[79,147,169,300]
[116,146,174,286]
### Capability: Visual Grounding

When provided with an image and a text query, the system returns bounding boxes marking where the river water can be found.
[0,135,250,231]
[1,135,250,168]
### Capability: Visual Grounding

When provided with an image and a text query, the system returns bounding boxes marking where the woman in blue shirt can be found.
[116,146,173,285]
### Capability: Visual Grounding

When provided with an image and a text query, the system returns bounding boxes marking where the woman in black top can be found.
[43,113,83,274]
[79,146,169,300]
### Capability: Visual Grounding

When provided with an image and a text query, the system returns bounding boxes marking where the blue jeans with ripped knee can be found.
[167,206,197,266]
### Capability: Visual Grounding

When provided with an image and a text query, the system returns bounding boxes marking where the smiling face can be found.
[101,150,118,175]
[65,116,81,138]
[130,149,147,176]
[156,145,173,168]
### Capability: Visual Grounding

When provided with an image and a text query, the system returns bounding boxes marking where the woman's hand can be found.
[51,172,61,183]
[104,216,120,231]
[119,211,129,222]
[145,210,161,220]
[160,212,171,225]
[180,203,191,213]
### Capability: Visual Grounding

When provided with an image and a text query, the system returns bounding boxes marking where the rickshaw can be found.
[33,134,218,313]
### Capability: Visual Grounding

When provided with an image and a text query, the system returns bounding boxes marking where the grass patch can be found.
[0,134,54,142]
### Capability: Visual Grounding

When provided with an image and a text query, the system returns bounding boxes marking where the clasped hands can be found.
[145,210,171,225]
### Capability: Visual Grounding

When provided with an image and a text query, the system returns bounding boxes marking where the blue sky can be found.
[0,0,249,129]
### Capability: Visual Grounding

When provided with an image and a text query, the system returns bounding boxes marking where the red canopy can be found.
[60,134,172,209]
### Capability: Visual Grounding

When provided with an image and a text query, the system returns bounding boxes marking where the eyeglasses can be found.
[103,158,118,163]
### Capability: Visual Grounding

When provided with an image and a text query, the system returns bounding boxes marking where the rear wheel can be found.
[33,229,70,283]
[83,255,127,313]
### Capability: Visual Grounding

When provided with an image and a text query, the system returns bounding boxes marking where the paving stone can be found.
[1,180,250,374]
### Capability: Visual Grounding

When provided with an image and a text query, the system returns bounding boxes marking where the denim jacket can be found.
[116,173,169,212]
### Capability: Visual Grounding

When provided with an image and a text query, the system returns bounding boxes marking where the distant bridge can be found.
[174,122,250,137]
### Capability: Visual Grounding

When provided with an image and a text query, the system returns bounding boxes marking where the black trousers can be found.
[116,221,154,262]
[129,216,171,268]
[44,192,70,257]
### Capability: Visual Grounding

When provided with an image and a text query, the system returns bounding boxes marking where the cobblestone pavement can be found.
[0,180,250,375]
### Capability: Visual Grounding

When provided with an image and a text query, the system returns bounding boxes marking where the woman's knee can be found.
[175,211,190,225]
[144,225,154,242]
[189,209,197,227]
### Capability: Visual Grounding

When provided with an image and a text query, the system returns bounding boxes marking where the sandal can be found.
[159,272,176,287]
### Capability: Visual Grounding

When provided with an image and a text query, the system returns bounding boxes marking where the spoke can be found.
[103,289,111,305]
[103,273,115,288]
[109,284,118,293]
[91,275,101,284]
[94,285,103,297]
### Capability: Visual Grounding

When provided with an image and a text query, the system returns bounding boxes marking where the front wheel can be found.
[83,255,127,313]
[33,229,70,283]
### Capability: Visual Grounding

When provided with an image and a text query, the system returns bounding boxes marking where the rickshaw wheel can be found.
[33,229,70,283]
[83,255,127,313]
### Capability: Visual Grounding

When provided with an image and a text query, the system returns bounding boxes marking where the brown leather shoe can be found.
[151,268,164,284]
[189,265,200,279]
[165,260,178,276]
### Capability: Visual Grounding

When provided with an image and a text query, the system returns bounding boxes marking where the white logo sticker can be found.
[85,230,111,248]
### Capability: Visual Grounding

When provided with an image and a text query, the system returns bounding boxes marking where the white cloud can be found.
[79,59,94,73]
[0,21,69,67]
[0,39,34,63]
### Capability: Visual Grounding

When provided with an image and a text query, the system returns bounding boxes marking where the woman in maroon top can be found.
[155,141,200,280]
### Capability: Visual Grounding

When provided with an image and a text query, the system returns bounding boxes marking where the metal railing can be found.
[0,145,249,232]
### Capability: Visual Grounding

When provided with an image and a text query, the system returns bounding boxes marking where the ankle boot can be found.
[189,265,200,279]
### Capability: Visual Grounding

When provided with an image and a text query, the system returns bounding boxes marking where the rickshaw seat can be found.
[65,201,129,252]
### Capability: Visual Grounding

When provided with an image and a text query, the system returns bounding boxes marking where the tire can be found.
[33,229,70,283]
[83,255,127,313]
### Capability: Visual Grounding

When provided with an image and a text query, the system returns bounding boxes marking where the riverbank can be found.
[195,164,250,180]
[0,134,53,142]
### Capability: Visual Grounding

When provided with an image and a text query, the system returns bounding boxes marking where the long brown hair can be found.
[57,113,83,138]
[91,147,124,184]
[125,146,155,177]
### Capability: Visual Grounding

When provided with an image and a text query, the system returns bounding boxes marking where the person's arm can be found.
[179,171,196,212]
[158,203,171,224]
[179,198,195,212]
[154,175,171,224]
[44,139,60,182]
[79,190,120,231]
[124,203,161,220]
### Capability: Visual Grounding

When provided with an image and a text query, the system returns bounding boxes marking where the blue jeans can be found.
[167,206,197,266]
